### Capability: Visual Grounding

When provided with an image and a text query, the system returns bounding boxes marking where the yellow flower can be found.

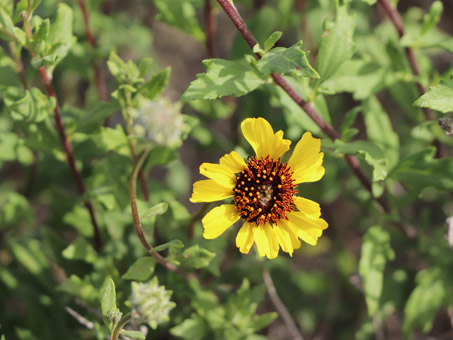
[190,117,328,259]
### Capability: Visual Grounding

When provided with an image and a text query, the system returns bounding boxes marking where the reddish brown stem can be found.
[204,0,216,58]
[377,0,449,157]
[130,141,150,202]
[377,0,431,120]
[37,67,102,251]
[77,0,108,102]
[216,0,389,211]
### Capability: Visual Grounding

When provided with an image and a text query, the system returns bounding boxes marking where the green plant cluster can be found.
[1,0,453,339]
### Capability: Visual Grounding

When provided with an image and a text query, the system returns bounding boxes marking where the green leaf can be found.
[320,59,386,99]
[357,0,376,4]
[0,7,16,40]
[62,237,98,263]
[180,58,267,101]
[140,202,168,220]
[177,245,216,269]
[121,257,156,281]
[13,0,41,23]
[76,101,120,133]
[316,5,356,82]
[257,41,319,78]
[362,97,399,168]
[153,239,184,252]
[390,148,453,193]
[263,31,282,52]
[0,192,33,227]
[170,316,209,340]
[359,226,395,316]
[154,0,205,42]
[120,330,145,340]
[138,67,171,100]
[101,278,120,329]
[414,83,453,113]
[421,1,443,35]
[403,267,448,338]
[11,241,48,275]
[5,87,56,123]
[335,140,388,181]
[32,4,76,70]
[340,106,360,142]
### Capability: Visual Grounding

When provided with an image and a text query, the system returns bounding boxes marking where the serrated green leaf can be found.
[403,267,448,338]
[362,97,399,168]
[121,257,156,281]
[263,31,282,52]
[30,19,49,51]
[101,278,119,328]
[120,330,145,340]
[414,83,453,113]
[153,239,184,252]
[359,226,395,316]
[138,67,170,100]
[335,140,388,181]
[107,51,126,82]
[62,237,98,263]
[316,5,356,82]
[140,202,168,220]
[177,245,215,269]
[257,41,319,78]
[421,1,443,35]
[181,58,267,101]
[154,0,205,42]
[390,148,453,193]
[170,316,209,340]
[32,4,75,71]
[76,101,120,133]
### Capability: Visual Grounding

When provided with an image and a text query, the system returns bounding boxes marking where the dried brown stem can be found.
[204,0,216,58]
[262,267,304,340]
[216,0,390,212]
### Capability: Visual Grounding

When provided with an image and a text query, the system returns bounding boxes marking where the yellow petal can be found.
[274,221,301,256]
[293,196,321,219]
[190,179,233,203]
[253,223,279,259]
[219,151,246,173]
[287,210,328,245]
[199,162,235,188]
[202,204,240,239]
[287,132,325,184]
[241,118,291,159]
[236,222,254,254]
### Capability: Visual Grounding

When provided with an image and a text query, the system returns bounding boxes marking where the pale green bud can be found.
[133,97,189,148]
[130,278,176,329]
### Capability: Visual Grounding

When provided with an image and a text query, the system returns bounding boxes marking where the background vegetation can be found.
[1,0,453,339]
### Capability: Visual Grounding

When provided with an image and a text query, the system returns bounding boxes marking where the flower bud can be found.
[130,278,176,329]
[134,97,189,148]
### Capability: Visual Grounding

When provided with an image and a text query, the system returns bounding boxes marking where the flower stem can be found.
[262,267,305,340]
[111,313,132,340]
[215,0,390,212]
[129,149,196,280]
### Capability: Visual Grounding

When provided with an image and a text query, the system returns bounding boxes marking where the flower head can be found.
[190,117,328,259]
[130,278,176,329]
[133,97,189,148]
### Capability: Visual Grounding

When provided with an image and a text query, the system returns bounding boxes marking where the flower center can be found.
[233,155,297,226]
